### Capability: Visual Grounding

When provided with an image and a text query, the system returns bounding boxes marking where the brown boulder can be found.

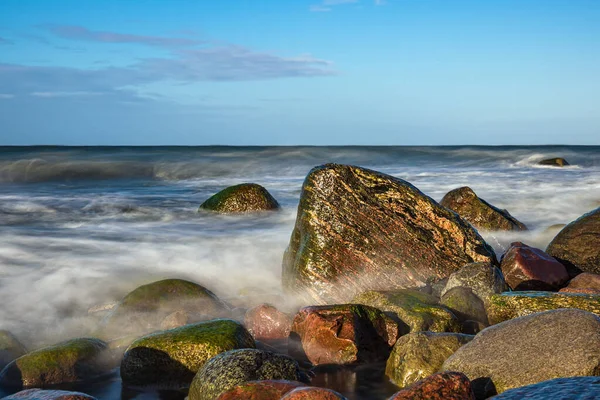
[538,157,569,167]
[244,304,292,340]
[280,387,348,400]
[500,242,569,290]
[283,164,497,304]
[388,372,475,400]
[290,304,400,365]
[199,183,280,213]
[561,272,600,292]
[216,380,304,400]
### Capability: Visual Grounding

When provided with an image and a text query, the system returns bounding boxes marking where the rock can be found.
[199,183,280,213]
[120,319,255,386]
[282,164,497,304]
[461,320,487,335]
[441,262,507,306]
[538,157,570,167]
[546,208,600,276]
[216,380,305,400]
[561,272,600,293]
[486,291,600,325]
[188,349,303,400]
[0,338,110,388]
[0,331,26,370]
[290,304,399,365]
[440,187,527,231]
[500,242,569,290]
[280,387,348,400]
[160,310,189,330]
[388,372,476,400]
[440,287,488,325]
[100,279,228,339]
[442,309,600,397]
[352,289,460,333]
[2,389,97,399]
[385,332,473,388]
[244,304,292,340]
[490,376,600,399]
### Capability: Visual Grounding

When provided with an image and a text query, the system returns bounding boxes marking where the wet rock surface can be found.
[280,387,348,399]
[441,262,507,307]
[490,376,600,399]
[1,389,97,399]
[0,331,26,371]
[388,372,476,400]
[282,164,497,304]
[440,287,489,325]
[440,186,527,231]
[215,380,304,400]
[244,304,292,340]
[538,157,570,167]
[199,183,280,213]
[500,242,569,290]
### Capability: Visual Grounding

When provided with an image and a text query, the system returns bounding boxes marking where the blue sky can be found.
[0,0,598,145]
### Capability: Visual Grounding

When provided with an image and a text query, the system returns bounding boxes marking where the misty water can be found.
[0,145,599,399]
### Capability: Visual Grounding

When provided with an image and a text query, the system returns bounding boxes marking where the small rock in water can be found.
[2,389,97,399]
[216,380,305,400]
[538,157,570,167]
[280,387,349,399]
[440,186,527,231]
[188,348,303,400]
[244,304,292,340]
[199,183,280,213]
[441,287,489,325]
[387,372,475,400]
[560,272,600,294]
[500,242,569,291]
[0,330,27,370]
[490,376,600,399]
[290,304,400,365]
[441,262,508,307]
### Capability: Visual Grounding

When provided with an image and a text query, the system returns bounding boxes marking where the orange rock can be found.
[244,304,292,340]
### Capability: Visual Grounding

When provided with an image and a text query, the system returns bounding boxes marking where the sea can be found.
[0,145,598,399]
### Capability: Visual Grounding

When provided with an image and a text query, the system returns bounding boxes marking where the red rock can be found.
[388,372,475,400]
[244,304,292,340]
[561,272,600,292]
[280,387,348,400]
[290,304,399,365]
[500,242,569,290]
[2,389,97,399]
[216,380,304,400]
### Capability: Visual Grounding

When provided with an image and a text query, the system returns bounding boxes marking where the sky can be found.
[0,0,598,145]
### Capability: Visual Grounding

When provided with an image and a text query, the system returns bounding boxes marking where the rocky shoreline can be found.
[1,163,599,400]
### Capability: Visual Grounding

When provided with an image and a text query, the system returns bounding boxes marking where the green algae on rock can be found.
[120,319,255,386]
[0,338,110,388]
[199,183,280,213]
[188,348,303,400]
[440,186,527,231]
[385,332,473,388]
[352,289,460,333]
[486,291,600,325]
[283,164,497,304]
[0,330,27,370]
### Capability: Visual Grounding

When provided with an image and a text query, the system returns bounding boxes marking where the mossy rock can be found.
[199,184,280,213]
[99,279,228,339]
[352,289,460,333]
[385,332,473,388]
[441,262,508,307]
[0,330,27,370]
[538,157,570,167]
[2,389,97,399]
[440,186,527,231]
[188,348,303,400]
[486,291,600,325]
[0,338,110,388]
[120,319,255,386]
[440,287,489,325]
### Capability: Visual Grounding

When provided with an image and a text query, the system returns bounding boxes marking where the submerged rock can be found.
[2,389,97,400]
[560,272,600,294]
[290,304,399,365]
[538,157,570,167]
[490,376,600,399]
[281,387,348,400]
[216,380,304,400]
[188,349,303,400]
[385,332,473,388]
[282,164,497,304]
[100,278,228,339]
[199,183,280,213]
[0,330,27,370]
[440,287,488,325]
[244,304,292,340]
[500,242,569,291]
[440,187,527,231]
[442,309,600,397]
[388,372,475,400]
[120,319,255,386]
[486,291,600,325]
[352,289,460,333]
[0,338,110,388]
[546,207,600,276]
[441,262,507,306]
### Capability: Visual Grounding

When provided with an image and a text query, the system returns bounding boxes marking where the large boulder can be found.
[490,376,600,399]
[546,207,600,276]
[244,304,292,340]
[388,372,475,400]
[2,389,97,399]
[441,262,507,307]
[538,157,570,167]
[280,387,348,400]
[120,319,255,386]
[99,279,228,339]
[440,187,527,231]
[560,272,600,294]
[290,304,400,365]
[188,349,303,400]
[0,331,26,370]
[486,291,600,325]
[282,164,497,304]
[500,242,569,290]
[199,183,280,213]
[352,289,460,333]
[216,380,304,400]
[0,338,110,388]
[385,332,473,388]
[442,309,600,398]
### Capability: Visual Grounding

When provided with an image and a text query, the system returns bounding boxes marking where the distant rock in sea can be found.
[538,157,570,167]
[199,183,280,213]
